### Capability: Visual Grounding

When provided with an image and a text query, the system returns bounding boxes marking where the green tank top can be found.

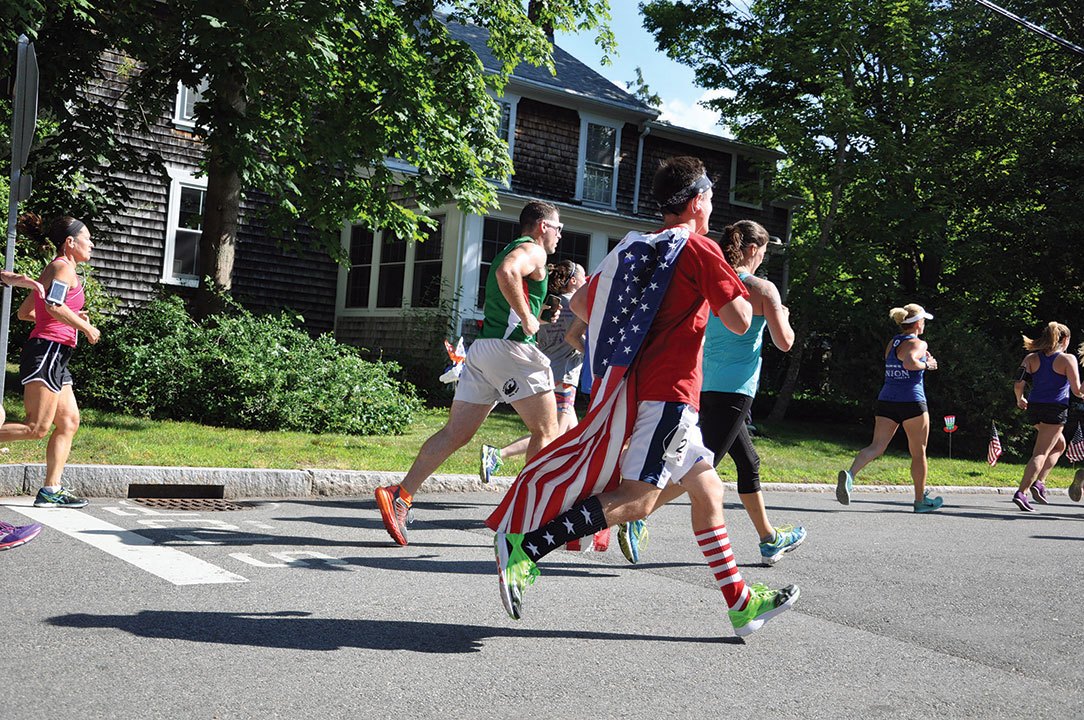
[479,236,548,344]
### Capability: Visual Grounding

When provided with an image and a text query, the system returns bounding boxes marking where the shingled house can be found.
[91,19,797,364]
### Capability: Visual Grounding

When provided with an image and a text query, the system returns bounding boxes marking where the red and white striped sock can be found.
[696,524,750,611]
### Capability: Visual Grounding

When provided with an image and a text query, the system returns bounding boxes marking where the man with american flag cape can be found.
[487,156,801,637]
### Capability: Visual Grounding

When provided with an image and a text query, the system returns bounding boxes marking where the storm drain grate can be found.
[130,497,254,512]
[127,484,252,511]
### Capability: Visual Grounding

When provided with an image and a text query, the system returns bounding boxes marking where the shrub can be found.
[78,295,419,435]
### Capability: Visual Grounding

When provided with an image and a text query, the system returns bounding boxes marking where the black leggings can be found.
[699,391,760,494]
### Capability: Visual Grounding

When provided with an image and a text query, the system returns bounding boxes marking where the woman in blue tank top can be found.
[1011,322,1084,511]
[837,303,943,513]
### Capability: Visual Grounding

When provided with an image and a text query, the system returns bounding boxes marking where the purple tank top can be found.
[1029,352,1069,405]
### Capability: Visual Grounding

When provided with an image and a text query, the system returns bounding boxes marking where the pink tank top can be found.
[29,257,85,347]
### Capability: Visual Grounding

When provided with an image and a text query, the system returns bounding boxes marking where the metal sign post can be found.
[2,35,39,400]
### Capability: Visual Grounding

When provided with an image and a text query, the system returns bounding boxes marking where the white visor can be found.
[902,311,933,324]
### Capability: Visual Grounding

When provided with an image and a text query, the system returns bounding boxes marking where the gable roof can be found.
[444,16,659,117]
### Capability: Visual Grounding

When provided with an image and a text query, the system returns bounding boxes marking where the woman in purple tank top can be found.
[2,214,101,509]
[836,303,943,513]
[1011,322,1084,512]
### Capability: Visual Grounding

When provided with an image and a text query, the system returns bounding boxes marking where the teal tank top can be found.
[702,273,768,398]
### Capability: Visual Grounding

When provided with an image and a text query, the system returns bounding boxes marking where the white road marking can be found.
[1,498,248,586]
[230,551,349,568]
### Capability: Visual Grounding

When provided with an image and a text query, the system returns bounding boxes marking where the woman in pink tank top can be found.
[3,214,101,508]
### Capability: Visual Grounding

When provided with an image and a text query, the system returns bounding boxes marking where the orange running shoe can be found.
[375,485,414,545]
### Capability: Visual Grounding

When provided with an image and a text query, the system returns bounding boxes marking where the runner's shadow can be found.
[46,610,743,652]
[340,555,614,579]
[78,528,483,551]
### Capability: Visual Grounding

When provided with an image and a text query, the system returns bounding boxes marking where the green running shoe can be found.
[480,444,504,484]
[494,531,539,620]
[729,583,800,637]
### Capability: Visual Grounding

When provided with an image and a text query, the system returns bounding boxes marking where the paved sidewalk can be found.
[0,461,1053,499]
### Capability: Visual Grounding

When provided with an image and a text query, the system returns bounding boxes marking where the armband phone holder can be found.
[46,280,69,307]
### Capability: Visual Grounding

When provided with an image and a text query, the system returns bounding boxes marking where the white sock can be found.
[42,485,61,493]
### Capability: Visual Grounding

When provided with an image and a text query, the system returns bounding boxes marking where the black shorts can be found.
[876,400,928,424]
[1027,401,1068,426]
[20,338,75,394]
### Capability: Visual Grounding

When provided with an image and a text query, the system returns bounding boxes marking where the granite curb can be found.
[0,463,1056,498]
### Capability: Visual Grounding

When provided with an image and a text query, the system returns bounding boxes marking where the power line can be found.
[970,0,1084,57]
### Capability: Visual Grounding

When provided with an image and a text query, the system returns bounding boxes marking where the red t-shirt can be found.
[631,229,747,410]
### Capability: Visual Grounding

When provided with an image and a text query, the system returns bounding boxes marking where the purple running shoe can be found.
[1013,490,1035,512]
[1029,480,1050,505]
[0,521,42,550]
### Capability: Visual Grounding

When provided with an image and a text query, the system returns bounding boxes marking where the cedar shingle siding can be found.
[509,98,580,203]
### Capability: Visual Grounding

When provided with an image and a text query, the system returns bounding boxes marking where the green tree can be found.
[642,0,1084,447]
[4,1,614,317]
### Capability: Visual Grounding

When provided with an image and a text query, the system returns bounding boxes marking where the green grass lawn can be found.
[0,398,1077,489]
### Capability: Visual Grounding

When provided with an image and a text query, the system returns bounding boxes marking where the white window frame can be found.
[496,93,521,159]
[575,112,622,209]
[336,219,448,315]
[173,79,208,130]
[730,153,765,210]
[162,166,206,288]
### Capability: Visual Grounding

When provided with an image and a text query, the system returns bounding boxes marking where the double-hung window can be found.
[576,114,622,208]
[344,227,374,308]
[342,217,446,310]
[163,167,206,287]
[477,218,520,310]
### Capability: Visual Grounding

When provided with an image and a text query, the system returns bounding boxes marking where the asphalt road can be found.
[2,488,1082,719]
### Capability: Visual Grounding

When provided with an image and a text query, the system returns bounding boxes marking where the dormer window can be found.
[576,113,621,208]
[174,78,209,129]
[493,93,520,162]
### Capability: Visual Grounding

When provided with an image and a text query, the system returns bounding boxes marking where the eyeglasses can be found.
[546,220,564,234]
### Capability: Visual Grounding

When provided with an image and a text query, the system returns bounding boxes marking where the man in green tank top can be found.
[374,201,564,545]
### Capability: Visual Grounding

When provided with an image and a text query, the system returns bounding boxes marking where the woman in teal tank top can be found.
[700,220,806,565]
[626,221,806,566]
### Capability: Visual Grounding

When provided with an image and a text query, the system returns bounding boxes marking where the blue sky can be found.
[554,10,728,135]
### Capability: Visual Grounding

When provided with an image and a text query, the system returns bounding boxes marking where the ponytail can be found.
[16,213,86,254]
[720,220,769,266]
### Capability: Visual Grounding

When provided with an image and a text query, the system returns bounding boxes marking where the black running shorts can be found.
[1027,401,1068,426]
[20,337,75,394]
[875,400,928,425]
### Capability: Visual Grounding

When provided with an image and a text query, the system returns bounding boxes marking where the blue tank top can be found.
[878,334,926,403]
[702,273,768,398]
[1029,352,1070,405]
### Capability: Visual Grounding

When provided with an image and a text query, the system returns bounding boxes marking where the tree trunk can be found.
[194,153,242,319]
[194,70,246,320]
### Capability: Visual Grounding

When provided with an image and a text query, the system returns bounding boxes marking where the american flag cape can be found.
[485,227,690,533]
[987,422,1003,466]
[1066,422,1084,463]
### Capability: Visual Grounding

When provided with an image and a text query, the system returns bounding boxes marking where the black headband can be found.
[661,174,713,211]
[63,219,86,239]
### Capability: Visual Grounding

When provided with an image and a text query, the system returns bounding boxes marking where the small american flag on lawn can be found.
[486,227,688,533]
[988,422,1003,466]
[1066,423,1084,463]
